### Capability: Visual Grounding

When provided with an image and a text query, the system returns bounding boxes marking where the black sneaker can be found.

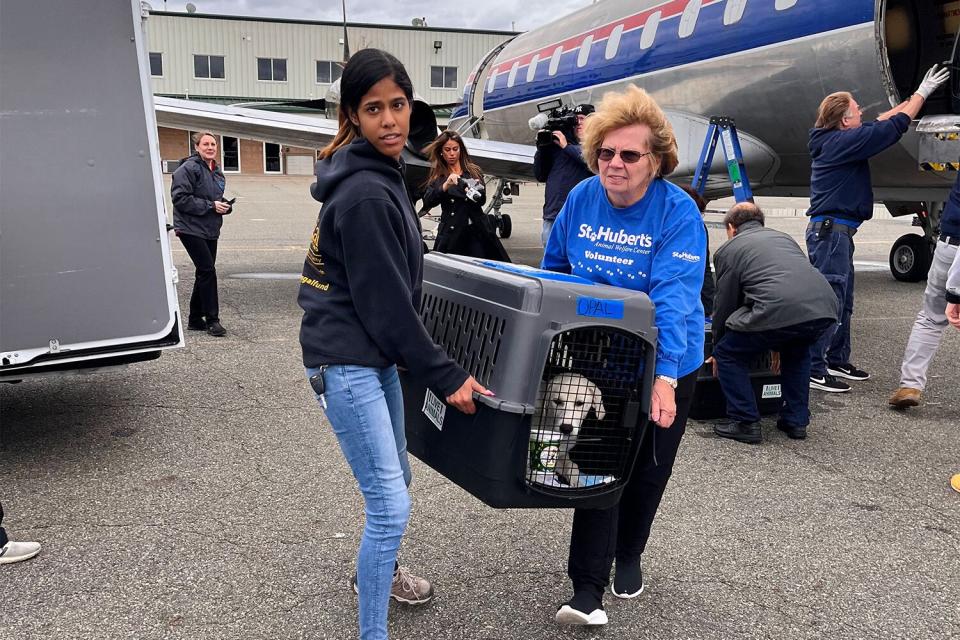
[206,321,226,337]
[776,421,807,440]
[712,419,762,444]
[809,374,850,393]
[828,363,870,381]
[612,559,644,599]
[187,319,207,331]
[555,591,607,626]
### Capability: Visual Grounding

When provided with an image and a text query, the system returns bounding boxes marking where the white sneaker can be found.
[555,604,608,626]
[0,540,41,564]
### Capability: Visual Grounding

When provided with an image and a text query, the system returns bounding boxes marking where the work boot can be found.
[351,565,434,605]
[951,474,960,494]
[888,387,921,409]
[712,419,762,444]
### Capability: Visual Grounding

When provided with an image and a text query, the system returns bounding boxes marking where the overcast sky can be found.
[152,0,594,32]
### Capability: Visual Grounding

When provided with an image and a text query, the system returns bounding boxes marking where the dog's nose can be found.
[558,423,574,435]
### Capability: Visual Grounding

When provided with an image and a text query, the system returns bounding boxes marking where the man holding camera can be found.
[533,104,595,247]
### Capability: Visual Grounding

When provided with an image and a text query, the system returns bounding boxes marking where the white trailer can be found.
[0,0,183,381]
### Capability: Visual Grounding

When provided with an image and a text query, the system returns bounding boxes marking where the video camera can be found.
[529,103,595,147]
[457,177,485,204]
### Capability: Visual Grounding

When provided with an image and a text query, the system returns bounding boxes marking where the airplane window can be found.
[679,0,702,38]
[640,11,661,50]
[507,61,520,88]
[577,35,594,68]
[775,0,797,9]
[487,69,497,93]
[549,46,563,76]
[606,24,624,60]
[724,0,748,25]
[527,54,540,83]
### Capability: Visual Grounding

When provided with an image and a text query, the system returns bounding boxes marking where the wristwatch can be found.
[655,375,678,389]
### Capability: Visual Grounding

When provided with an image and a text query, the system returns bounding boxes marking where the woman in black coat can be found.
[421,131,510,262]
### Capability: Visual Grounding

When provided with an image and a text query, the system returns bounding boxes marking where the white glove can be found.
[916,64,950,100]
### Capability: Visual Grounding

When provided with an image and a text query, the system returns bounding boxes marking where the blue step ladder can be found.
[691,116,754,202]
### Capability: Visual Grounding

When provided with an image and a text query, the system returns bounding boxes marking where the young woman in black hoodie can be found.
[297,49,490,640]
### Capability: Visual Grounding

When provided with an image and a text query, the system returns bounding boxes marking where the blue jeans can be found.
[306,364,411,640]
[806,226,855,375]
[713,319,833,427]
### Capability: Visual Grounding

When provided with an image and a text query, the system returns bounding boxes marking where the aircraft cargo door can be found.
[0,0,182,374]
[883,0,960,115]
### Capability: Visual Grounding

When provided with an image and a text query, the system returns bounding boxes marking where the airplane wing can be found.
[153,96,536,182]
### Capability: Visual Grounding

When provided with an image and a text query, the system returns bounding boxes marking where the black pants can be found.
[0,501,8,547]
[179,233,219,324]
[567,370,698,601]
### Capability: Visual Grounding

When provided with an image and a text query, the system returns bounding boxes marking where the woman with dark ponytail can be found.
[297,49,491,640]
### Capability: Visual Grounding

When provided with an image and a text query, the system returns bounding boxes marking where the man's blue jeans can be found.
[806,226,855,376]
[306,364,411,640]
[713,318,833,427]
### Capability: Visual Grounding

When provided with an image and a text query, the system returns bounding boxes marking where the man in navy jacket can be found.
[805,65,949,393]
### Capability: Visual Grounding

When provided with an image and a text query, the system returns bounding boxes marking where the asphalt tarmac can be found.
[2,177,957,640]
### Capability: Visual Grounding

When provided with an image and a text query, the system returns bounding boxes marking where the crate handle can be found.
[472,392,536,415]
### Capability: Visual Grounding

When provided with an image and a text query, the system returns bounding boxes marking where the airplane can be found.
[156,0,960,283]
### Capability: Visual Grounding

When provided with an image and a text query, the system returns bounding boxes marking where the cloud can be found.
[160,0,592,32]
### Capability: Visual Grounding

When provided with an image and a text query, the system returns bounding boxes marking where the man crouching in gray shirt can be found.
[709,203,839,444]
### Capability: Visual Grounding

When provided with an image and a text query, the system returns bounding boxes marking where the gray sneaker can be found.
[351,565,435,605]
[0,540,41,564]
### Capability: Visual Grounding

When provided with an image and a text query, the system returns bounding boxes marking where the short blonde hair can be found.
[815,92,853,130]
[581,85,678,176]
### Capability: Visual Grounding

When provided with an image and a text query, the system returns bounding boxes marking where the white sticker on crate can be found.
[422,389,446,431]
[761,384,782,399]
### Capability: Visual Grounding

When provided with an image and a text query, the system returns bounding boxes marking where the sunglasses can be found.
[596,147,653,163]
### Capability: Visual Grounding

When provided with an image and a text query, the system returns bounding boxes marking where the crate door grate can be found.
[528,327,648,492]
[420,292,505,386]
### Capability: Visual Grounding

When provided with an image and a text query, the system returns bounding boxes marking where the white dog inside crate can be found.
[529,373,615,488]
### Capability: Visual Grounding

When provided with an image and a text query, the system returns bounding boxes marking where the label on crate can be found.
[761,383,782,399]
[576,296,625,319]
[422,389,446,430]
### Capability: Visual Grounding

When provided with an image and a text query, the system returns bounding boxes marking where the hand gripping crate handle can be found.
[473,392,536,415]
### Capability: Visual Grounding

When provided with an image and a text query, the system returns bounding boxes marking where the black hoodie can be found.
[297,139,468,397]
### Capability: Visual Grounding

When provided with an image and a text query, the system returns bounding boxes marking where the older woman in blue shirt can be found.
[542,85,706,626]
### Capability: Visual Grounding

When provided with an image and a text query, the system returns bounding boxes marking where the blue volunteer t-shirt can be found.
[542,176,706,379]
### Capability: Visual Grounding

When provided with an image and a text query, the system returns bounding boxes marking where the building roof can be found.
[147,11,521,37]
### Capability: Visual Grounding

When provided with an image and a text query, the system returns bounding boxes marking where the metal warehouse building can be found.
[146,11,517,175]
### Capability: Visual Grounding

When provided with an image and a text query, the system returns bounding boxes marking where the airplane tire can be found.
[889,234,931,282]
[499,214,512,239]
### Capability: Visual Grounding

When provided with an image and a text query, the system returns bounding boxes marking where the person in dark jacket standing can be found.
[297,49,490,640]
[805,65,948,392]
[421,130,510,261]
[171,131,231,337]
[533,104,594,247]
[888,169,960,409]
[710,203,838,444]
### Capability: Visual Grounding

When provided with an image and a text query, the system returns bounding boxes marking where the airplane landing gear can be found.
[484,177,516,239]
[889,234,933,282]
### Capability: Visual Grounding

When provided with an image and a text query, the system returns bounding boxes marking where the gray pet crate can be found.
[400,254,658,509]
